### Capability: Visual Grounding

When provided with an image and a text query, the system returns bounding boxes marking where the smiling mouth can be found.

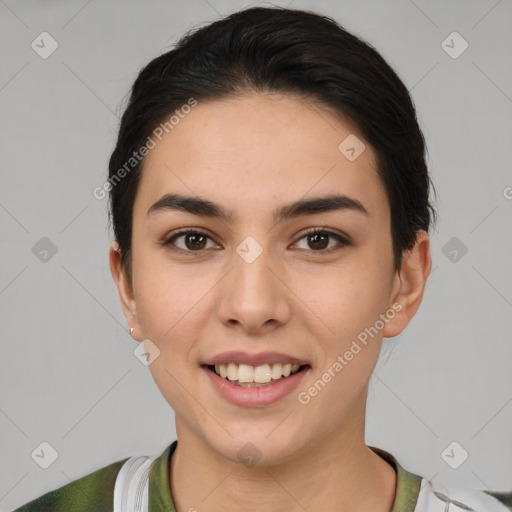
[203,363,310,387]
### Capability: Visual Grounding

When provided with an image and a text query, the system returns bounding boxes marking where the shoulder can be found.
[11,457,128,512]
[415,478,512,512]
[370,445,512,512]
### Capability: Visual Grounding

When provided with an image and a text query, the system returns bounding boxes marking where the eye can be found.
[162,227,350,254]
[163,229,218,253]
[293,227,350,253]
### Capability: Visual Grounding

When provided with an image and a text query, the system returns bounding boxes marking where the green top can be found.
[12,441,512,512]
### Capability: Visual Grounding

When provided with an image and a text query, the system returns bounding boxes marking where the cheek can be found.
[294,258,392,343]
[132,247,199,354]
[133,259,203,410]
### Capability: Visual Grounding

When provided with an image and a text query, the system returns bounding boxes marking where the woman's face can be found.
[114,92,412,465]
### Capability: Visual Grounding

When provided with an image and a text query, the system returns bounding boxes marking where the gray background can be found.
[1,0,511,510]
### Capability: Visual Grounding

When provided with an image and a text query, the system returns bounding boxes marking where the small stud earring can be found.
[130,327,134,334]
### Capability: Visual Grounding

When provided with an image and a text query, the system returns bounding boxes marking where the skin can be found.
[110,92,431,512]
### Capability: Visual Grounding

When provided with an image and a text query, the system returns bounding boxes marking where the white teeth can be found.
[271,363,283,379]
[238,364,253,383]
[214,362,302,383]
[254,364,272,383]
[227,363,238,381]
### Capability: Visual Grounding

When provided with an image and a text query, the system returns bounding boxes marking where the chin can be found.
[206,430,308,469]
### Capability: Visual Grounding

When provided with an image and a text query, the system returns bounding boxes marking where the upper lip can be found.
[202,351,310,367]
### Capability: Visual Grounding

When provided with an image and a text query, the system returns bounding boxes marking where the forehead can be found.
[135,92,387,221]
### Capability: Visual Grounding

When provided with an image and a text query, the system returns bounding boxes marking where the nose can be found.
[216,239,292,335]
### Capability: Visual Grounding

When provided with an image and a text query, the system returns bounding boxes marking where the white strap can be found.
[414,477,510,512]
[113,455,158,512]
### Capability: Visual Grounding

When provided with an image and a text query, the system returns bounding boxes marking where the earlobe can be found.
[109,241,142,340]
[383,230,432,338]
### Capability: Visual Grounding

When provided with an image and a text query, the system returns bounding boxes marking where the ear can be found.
[383,230,432,338]
[109,241,142,341]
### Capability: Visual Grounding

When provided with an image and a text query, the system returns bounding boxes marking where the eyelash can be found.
[162,227,351,255]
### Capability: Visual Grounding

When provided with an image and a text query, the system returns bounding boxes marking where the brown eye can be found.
[164,230,216,252]
[183,232,208,250]
[163,227,350,255]
[307,232,329,250]
[294,228,350,252]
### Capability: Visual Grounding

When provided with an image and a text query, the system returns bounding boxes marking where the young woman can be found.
[13,6,512,512]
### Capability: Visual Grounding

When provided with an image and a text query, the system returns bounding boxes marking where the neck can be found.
[169,415,397,512]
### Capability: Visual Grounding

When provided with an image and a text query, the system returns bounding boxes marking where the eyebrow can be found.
[147,193,368,222]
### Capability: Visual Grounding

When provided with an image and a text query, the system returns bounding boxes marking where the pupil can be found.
[184,233,328,251]
[309,233,328,250]
[186,233,206,250]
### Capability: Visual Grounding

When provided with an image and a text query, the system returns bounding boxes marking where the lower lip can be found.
[202,366,310,407]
